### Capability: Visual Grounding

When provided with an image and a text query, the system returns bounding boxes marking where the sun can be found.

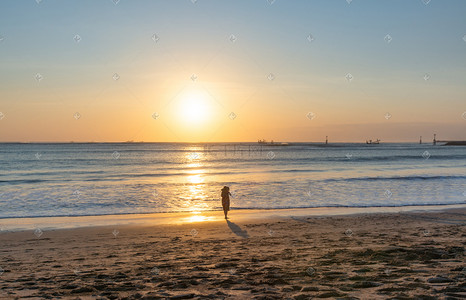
[178,90,211,124]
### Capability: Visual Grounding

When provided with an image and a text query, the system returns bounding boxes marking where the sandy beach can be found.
[1,208,465,299]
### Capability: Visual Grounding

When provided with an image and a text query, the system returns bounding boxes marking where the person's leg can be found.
[222,198,228,219]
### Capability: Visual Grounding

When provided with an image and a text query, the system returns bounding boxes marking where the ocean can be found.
[0,142,465,218]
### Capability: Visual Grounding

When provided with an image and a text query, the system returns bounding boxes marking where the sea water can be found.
[0,143,465,218]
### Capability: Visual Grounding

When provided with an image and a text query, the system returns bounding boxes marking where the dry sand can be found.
[0,208,465,299]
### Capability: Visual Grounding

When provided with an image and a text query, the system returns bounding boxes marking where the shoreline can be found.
[1,203,465,232]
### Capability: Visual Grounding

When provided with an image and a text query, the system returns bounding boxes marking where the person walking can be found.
[221,186,231,219]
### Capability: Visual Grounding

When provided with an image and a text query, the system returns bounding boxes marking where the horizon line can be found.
[0,140,451,144]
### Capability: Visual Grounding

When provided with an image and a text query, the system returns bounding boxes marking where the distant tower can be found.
[420,136,422,144]
[433,134,437,145]
[325,136,328,145]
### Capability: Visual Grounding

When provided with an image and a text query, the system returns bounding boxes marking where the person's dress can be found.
[221,191,230,211]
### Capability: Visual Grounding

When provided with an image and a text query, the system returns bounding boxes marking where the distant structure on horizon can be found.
[432,134,466,146]
[366,139,380,145]
[257,139,290,146]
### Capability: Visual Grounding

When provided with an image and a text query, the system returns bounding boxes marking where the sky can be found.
[0,0,465,143]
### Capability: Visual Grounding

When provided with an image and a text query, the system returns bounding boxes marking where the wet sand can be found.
[3,204,466,232]
[0,208,465,299]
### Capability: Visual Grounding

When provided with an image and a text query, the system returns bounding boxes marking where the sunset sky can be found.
[0,0,465,142]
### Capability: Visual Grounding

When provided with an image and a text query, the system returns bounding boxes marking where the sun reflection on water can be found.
[187,173,203,184]
[177,149,211,212]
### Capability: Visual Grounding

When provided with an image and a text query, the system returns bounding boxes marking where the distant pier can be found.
[431,134,466,146]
